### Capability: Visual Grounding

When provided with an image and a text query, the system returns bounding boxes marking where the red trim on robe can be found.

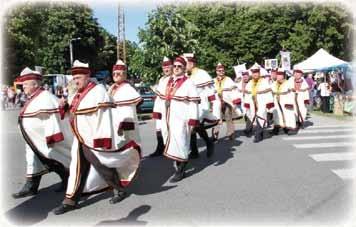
[244,103,250,109]
[119,122,135,131]
[304,99,310,105]
[93,138,112,149]
[188,119,200,127]
[46,132,64,144]
[152,112,162,119]
[266,103,274,109]
[233,98,242,105]
[285,104,294,109]
[208,95,216,102]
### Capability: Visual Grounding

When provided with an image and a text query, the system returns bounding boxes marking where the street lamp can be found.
[69,37,81,66]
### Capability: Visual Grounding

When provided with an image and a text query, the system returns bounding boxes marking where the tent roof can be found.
[294,48,349,71]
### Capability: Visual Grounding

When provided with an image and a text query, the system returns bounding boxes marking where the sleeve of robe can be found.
[92,93,114,150]
[187,81,200,127]
[116,87,141,132]
[42,112,65,145]
[152,79,165,120]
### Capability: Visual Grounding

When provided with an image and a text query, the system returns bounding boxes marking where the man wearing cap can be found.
[149,57,173,157]
[271,69,297,135]
[13,67,72,199]
[212,63,240,140]
[108,59,142,143]
[244,65,274,143]
[152,56,200,182]
[184,53,218,159]
[288,69,310,129]
[53,60,141,215]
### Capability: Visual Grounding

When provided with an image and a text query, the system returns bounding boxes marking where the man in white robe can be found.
[53,60,141,215]
[288,69,310,129]
[13,68,72,199]
[244,65,274,143]
[149,57,173,157]
[152,56,200,182]
[184,53,220,159]
[271,70,297,135]
[108,60,142,143]
[212,63,241,140]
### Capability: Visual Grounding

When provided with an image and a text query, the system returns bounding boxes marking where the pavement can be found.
[0,109,355,226]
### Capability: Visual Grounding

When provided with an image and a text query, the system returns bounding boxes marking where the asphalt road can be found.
[1,109,355,226]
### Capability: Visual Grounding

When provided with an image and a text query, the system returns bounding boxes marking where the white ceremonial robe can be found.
[235,80,249,116]
[214,76,242,119]
[19,88,72,177]
[108,81,142,143]
[288,77,310,123]
[152,75,169,131]
[64,82,141,197]
[271,81,297,129]
[190,67,220,127]
[152,75,200,162]
[244,78,274,127]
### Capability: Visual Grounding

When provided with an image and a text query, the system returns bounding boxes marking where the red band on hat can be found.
[294,69,303,74]
[113,65,126,71]
[242,71,249,76]
[174,57,187,66]
[71,67,90,75]
[17,73,42,82]
[216,65,225,70]
[162,60,173,67]
[186,57,196,63]
[276,71,284,76]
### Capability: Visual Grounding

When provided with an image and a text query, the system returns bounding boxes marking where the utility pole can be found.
[117,3,126,63]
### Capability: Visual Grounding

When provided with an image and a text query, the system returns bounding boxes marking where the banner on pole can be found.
[280,51,291,71]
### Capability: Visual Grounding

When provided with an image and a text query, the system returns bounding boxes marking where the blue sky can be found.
[87,1,157,43]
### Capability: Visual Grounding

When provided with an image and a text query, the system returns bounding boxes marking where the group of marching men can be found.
[12,53,309,215]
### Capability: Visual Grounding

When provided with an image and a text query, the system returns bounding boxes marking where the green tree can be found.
[130,6,199,83]
[3,2,118,84]
[134,3,353,82]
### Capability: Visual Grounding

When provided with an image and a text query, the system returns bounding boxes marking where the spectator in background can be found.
[7,86,16,109]
[305,73,316,116]
[330,71,345,115]
[317,75,331,113]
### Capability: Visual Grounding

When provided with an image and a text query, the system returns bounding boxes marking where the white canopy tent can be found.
[293,48,349,72]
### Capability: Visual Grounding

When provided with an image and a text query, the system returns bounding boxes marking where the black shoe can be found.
[287,129,298,136]
[169,171,185,183]
[253,134,263,143]
[189,152,199,159]
[12,188,37,199]
[206,142,215,158]
[12,177,41,199]
[109,191,127,204]
[53,204,77,215]
[271,127,280,135]
[283,128,289,135]
[243,129,252,137]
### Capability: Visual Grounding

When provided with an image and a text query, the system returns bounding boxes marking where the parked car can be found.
[136,86,155,113]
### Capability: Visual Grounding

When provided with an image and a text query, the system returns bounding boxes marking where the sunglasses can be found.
[173,64,183,68]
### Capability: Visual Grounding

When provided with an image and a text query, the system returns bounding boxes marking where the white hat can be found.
[113,59,126,71]
[72,60,89,68]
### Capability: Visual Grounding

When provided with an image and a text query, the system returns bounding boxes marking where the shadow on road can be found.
[4,183,64,225]
[128,156,177,195]
[96,205,151,226]
[185,136,240,178]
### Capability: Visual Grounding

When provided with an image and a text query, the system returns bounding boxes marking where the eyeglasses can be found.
[173,65,183,69]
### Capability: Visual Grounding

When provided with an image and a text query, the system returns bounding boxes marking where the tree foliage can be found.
[132,3,353,82]
[3,2,118,84]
